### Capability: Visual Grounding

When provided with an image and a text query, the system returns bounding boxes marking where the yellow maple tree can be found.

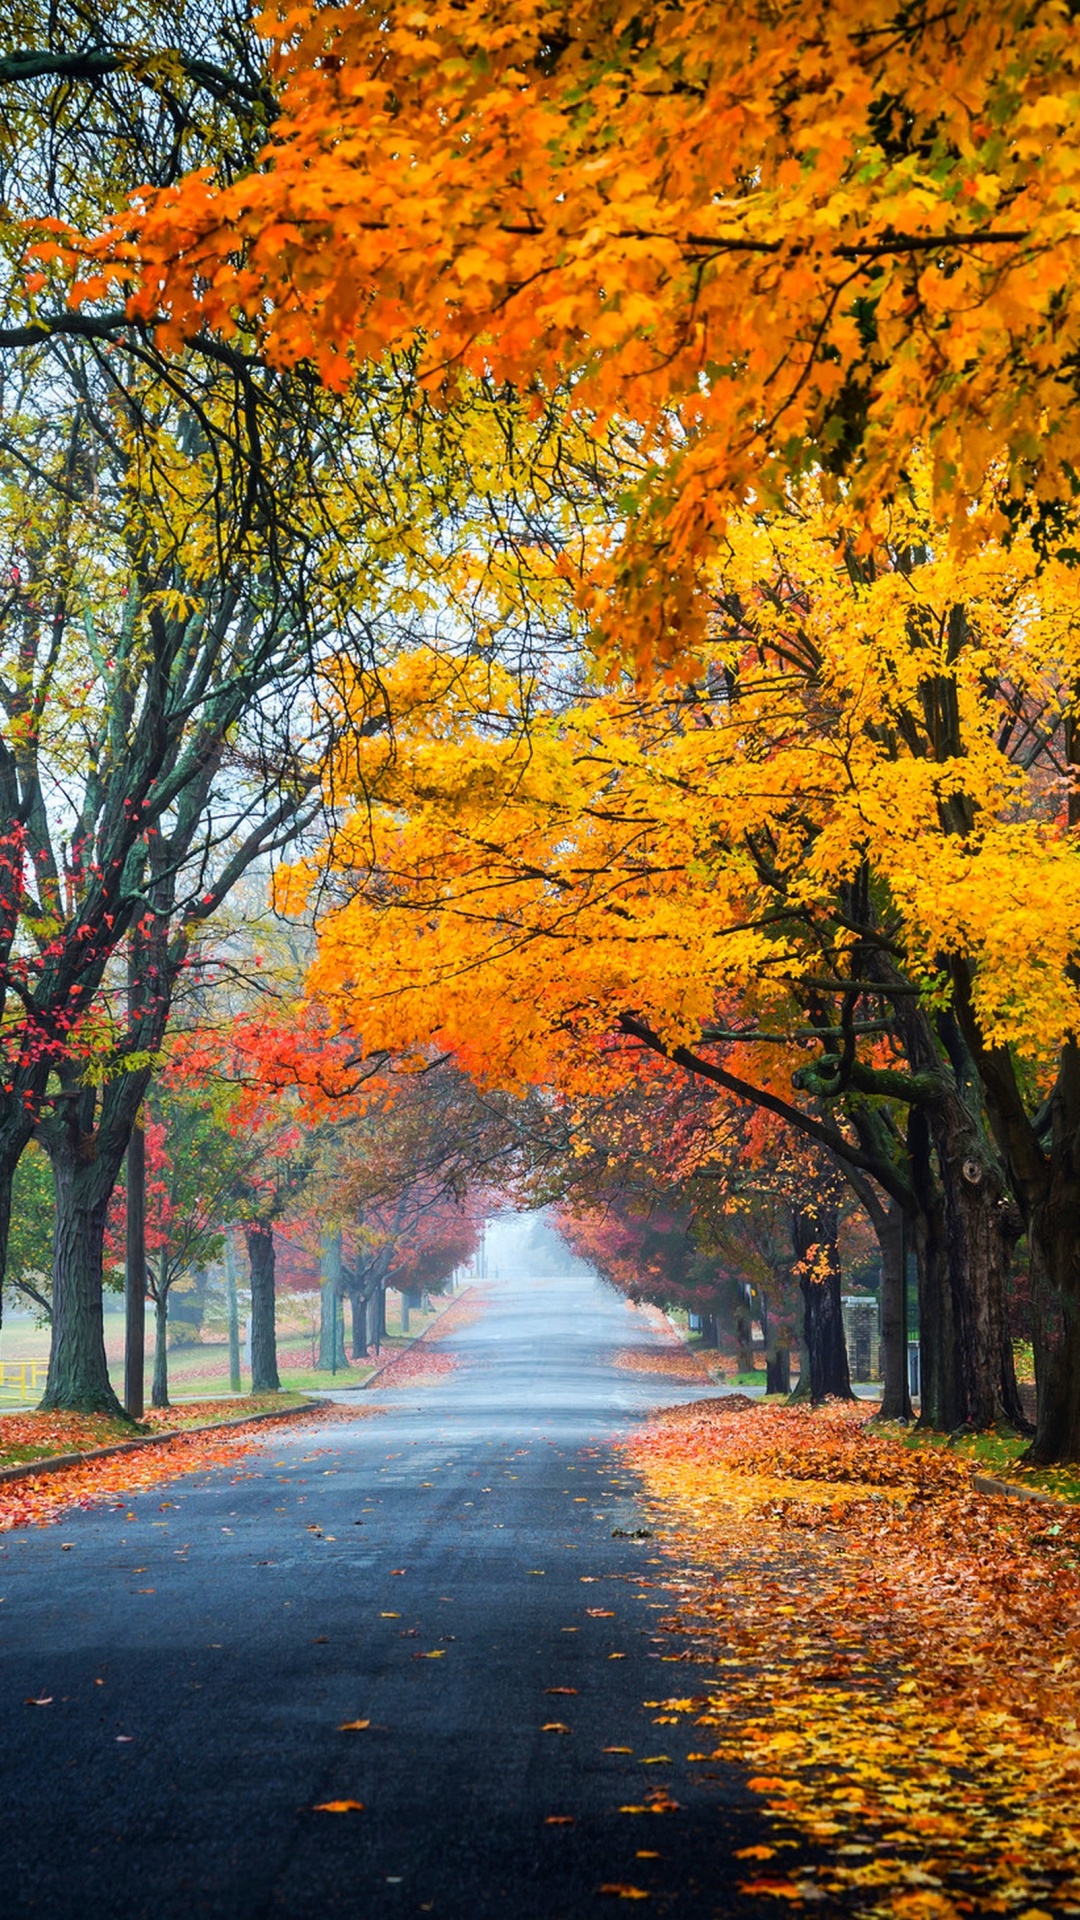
[280,478,1080,1457]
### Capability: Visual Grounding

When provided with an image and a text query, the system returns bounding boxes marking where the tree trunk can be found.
[318,1230,349,1370]
[151,1284,169,1409]
[734,1298,754,1375]
[955,1015,1080,1462]
[916,1095,1025,1432]
[792,1202,852,1402]
[124,1122,146,1419]
[877,1197,913,1421]
[787,1301,812,1403]
[224,1232,242,1393]
[246,1225,280,1393]
[318,1266,336,1370]
[765,1346,791,1395]
[350,1286,368,1360]
[1028,1167,1080,1463]
[39,1117,125,1416]
[698,1311,719,1349]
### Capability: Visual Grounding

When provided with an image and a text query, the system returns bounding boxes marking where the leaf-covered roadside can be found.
[626,1402,1080,1916]
[0,1395,309,1469]
[367,1348,458,1389]
[365,1287,482,1387]
[0,1401,377,1531]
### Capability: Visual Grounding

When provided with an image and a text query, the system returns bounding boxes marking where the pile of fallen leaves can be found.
[613,1348,717,1384]
[627,1400,1080,1916]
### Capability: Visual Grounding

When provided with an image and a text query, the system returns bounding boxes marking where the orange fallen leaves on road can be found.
[598,1888,650,1901]
[338,1720,370,1731]
[311,1800,365,1814]
[541,1722,571,1733]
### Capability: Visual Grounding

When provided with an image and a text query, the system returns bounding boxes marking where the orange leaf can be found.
[312,1800,365,1813]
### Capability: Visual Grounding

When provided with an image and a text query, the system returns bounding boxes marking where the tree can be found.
[283,488,1079,1441]
[86,0,1080,655]
[105,1081,256,1407]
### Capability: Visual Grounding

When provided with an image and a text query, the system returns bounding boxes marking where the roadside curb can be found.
[0,1399,321,1490]
[358,1286,475,1391]
[971,1471,1075,1510]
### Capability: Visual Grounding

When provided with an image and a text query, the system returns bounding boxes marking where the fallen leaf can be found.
[546,1687,578,1695]
[390,1568,407,1575]
[604,1746,634,1753]
[312,1800,365,1813]
[545,1815,576,1826]
[598,1885,650,1899]
[25,1696,52,1706]
[586,1608,616,1618]
[737,1882,804,1902]
[735,1845,777,1861]
[414,1650,444,1659]
[338,1720,370,1731]
[542,1721,571,1733]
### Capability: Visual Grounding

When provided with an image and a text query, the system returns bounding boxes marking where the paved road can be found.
[0,1259,774,1918]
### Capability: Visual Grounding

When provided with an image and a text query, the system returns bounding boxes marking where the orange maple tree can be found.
[66,0,1080,665]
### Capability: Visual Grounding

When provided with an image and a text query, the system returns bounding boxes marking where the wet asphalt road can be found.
[0,1262,774,1919]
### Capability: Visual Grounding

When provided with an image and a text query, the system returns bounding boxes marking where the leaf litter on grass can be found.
[625,1398,1080,1916]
